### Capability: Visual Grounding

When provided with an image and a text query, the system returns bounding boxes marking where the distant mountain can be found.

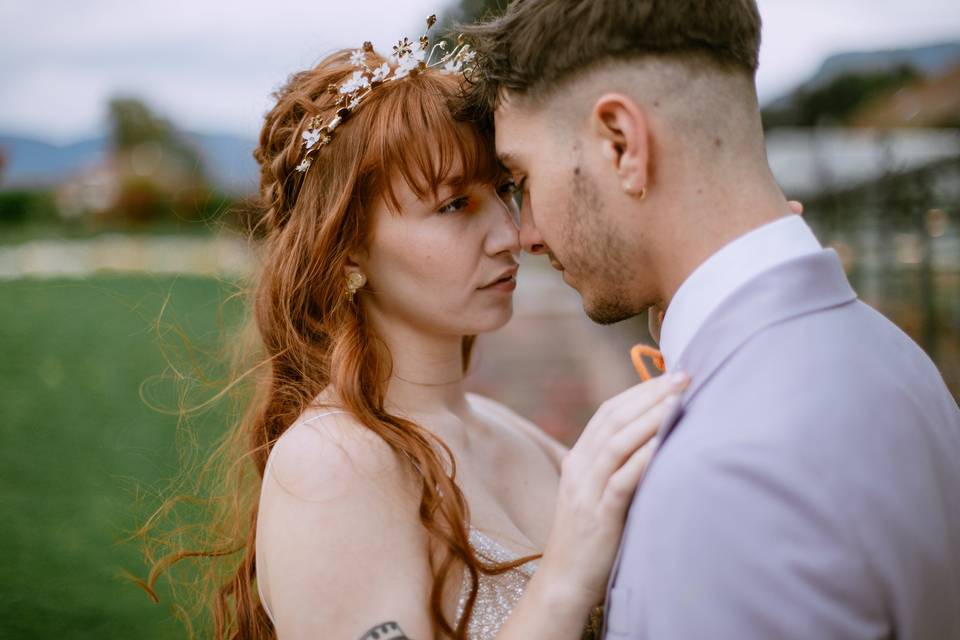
[0,136,109,188]
[764,41,960,112]
[762,41,960,129]
[183,131,259,193]
[0,131,258,194]
[811,42,960,90]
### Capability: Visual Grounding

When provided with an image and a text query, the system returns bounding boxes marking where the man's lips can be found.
[479,265,520,289]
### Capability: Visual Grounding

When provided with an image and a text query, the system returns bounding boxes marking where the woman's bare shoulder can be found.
[466,393,569,468]
[266,410,418,504]
[257,411,435,636]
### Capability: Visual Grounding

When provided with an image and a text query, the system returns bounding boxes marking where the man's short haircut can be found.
[458,0,762,124]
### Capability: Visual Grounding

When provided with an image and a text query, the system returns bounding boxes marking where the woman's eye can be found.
[438,196,470,214]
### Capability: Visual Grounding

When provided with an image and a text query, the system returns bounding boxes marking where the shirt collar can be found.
[659,213,823,371]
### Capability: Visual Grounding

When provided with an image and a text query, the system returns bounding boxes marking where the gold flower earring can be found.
[346,272,367,302]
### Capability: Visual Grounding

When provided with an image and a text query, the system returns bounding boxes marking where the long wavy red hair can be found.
[134,48,542,638]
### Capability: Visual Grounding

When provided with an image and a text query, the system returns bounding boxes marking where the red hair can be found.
[134,49,541,638]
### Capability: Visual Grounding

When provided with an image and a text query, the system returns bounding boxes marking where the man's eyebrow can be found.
[497,152,517,172]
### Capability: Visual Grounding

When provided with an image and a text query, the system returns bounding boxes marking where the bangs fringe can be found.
[364,71,501,213]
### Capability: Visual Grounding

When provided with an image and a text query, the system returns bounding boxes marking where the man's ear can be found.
[591,93,650,195]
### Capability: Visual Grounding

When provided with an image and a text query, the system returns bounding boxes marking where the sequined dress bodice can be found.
[454,527,540,639]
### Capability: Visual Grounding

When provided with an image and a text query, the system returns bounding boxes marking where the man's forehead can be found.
[494,99,533,168]
[493,91,525,128]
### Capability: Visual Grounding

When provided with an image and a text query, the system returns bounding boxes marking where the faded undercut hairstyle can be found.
[458,0,762,124]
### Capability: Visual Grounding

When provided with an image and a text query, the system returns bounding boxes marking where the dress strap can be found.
[263,410,352,478]
[301,409,352,425]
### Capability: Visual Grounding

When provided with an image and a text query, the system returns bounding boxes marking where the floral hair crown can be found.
[295,14,477,173]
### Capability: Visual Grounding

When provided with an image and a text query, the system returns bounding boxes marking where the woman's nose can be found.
[487,194,522,255]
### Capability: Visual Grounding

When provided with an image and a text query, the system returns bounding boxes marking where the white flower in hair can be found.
[339,70,370,94]
[393,53,421,79]
[293,14,480,176]
[302,128,323,150]
[371,62,391,83]
[349,49,367,67]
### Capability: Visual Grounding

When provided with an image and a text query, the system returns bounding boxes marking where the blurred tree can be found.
[103,97,211,225]
[763,65,921,129]
[0,190,59,226]
[437,0,507,36]
[852,64,960,128]
[0,146,7,187]
[108,97,205,179]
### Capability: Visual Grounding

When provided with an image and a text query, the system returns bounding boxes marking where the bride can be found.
[138,23,687,640]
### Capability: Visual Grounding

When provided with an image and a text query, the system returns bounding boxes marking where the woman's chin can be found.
[466,303,514,335]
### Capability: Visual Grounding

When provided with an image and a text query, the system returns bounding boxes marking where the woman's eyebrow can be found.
[439,173,469,190]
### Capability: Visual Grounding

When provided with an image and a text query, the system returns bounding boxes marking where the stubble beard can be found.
[563,167,640,326]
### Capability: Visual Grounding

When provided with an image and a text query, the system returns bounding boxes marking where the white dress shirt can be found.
[659,213,824,371]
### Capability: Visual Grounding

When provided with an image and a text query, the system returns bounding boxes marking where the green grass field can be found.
[0,275,242,639]
[1,268,955,640]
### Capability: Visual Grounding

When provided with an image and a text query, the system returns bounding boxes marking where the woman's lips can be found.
[479,265,519,289]
[481,276,517,292]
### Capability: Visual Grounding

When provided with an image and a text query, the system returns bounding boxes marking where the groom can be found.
[462,1,960,638]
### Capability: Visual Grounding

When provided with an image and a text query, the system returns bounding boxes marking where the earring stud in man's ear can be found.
[346,272,367,302]
[623,181,647,200]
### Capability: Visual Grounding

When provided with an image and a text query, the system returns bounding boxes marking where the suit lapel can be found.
[657,248,857,445]
[601,249,857,637]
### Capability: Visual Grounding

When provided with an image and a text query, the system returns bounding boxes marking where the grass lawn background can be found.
[1,274,243,639]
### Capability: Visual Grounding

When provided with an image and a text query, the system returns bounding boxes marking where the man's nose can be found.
[518,201,548,255]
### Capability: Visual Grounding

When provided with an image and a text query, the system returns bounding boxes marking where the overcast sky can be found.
[1,0,958,143]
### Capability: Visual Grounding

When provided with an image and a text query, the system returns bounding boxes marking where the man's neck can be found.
[656,213,823,370]
[649,171,790,311]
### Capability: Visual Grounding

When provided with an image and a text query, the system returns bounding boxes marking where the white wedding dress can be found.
[256,411,540,639]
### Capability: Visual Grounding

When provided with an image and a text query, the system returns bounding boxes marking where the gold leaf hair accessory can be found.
[295,14,477,173]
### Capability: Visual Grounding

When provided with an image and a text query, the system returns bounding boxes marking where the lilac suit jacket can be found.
[602,249,960,639]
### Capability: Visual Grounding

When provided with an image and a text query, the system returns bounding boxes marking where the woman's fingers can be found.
[788,200,804,215]
[579,373,688,449]
[603,434,661,518]
[593,393,679,485]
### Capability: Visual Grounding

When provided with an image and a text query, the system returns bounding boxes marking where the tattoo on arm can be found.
[357,621,411,640]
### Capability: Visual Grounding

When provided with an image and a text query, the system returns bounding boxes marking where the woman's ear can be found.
[591,93,651,197]
[342,250,369,302]
[343,249,366,281]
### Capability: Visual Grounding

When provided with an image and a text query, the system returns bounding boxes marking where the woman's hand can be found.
[647,200,806,344]
[536,372,690,606]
